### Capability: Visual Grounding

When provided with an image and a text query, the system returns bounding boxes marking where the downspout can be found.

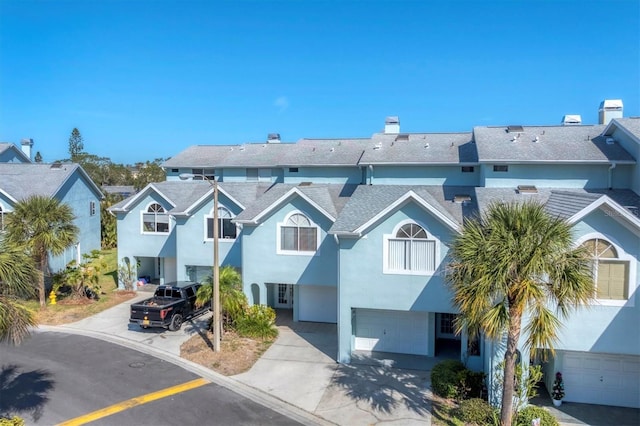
[368,164,374,185]
[608,162,617,190]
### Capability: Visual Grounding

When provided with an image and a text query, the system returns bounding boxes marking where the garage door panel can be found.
[561,351,640,408]
[354,309,428,356]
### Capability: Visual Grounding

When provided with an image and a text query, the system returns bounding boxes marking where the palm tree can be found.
[0,236,38,344]
[196,265,247,330]
[4,195,78,307]
[447,201,594,426]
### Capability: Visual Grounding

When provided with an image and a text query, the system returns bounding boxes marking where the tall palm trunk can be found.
[500,309,523,426]
[37,247,47,307]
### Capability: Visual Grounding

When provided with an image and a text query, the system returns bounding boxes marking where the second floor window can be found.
[386,223,436,274]
[191,168,215,181]
[580,238,629,300]
[143,203,169,233]
[280,213,317,253]
[206,206,237,239]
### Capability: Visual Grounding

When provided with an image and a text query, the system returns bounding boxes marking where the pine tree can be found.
[68,128,84,160]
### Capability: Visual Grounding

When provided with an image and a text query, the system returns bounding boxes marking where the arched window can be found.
[142,203,169,233]
[206,206,237,239]
[280,212,317,252]
[386,222,436,273]
[580,238,628,300]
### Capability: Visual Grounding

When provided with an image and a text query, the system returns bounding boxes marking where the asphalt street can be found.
[1,332,303,426]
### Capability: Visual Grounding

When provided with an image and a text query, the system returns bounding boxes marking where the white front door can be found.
[274,284,293,309]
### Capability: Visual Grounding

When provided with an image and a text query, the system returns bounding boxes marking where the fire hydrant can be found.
[49,290,57,305]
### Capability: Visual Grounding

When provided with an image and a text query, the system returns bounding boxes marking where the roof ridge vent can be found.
[453,194,471,203]
[507,125,524,133]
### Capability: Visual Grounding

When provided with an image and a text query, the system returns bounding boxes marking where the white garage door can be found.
[354,309,429,355]
[561,351,640,408]
[298,285,337,323]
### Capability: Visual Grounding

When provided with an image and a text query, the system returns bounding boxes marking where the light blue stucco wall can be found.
[115,192,177,283]
[336,202,458,363]
[611,127,640,194]
[283,166,363,184]
[174,194,243,281]
[49,172,102,273]
[0,149,28,163]
[241,196,338,307]
[370,165,480,186]
[549,209,640,356]
[480,163,613,188]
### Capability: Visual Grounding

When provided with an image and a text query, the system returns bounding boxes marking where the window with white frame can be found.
[385,222,437,274]
[279,212,318,253]
[580,238,629,300]
[191,168,215,181]
[142,203,170,233]
[205,206,237,240]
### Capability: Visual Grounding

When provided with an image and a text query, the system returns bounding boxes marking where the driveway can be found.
[233,313,433,425]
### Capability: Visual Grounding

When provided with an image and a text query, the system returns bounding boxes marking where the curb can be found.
[36,325,336,426]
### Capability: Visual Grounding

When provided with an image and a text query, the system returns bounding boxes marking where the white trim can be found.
[122,183,176,211]
[355,190,460,235]
[276,210,321,256]
[140,201,171,235]
[382,219,440,275]
[568,197,640,236]
[203,204,238,242]
[184,185,246,216]
[253,187,336,223]
[0,188,18,203]
[575,232,636,307]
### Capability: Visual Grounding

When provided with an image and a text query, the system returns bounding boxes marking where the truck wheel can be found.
[169,314,183,331]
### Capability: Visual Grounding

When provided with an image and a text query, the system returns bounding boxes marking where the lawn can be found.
[24,248,137,325]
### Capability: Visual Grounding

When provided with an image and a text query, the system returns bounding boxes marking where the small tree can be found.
[117,257,139,291]
[63,250,106,298]
[196,266,247,331]
[68,128,84,160]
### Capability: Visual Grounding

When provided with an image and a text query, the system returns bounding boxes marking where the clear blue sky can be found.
[1,0,638,164]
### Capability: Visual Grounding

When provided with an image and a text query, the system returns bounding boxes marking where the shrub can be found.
[515,406,559,426]
[454,398,497,425]
[0,416,25,426]
[431,359,466,398]
[457,369,486,400]
[234,304,278,339]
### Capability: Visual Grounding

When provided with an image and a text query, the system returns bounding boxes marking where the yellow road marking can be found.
[57,377,209,426]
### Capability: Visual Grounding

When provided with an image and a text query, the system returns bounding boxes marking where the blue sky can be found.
[1,0,638,164]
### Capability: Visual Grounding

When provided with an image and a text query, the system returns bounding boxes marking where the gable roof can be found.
[0,142,31,163]
[329,185,473,236]
[0,163,103,202]
[108,181,269,215]
[473,125,636,164]
[233,183,356,224]
[360,132,477,165]
[603,117,640,142]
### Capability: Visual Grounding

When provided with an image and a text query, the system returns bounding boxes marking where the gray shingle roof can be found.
[162,143,294,168]
[606,117,640,141]
[234,183,357,223]
[279,139,370,166]
[473,125,636,163]
[329,185,475,234]
[109,181,271,214]
[0,163,91,200]
[360,133,476,164]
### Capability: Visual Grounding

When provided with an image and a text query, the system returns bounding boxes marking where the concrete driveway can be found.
[233,314,433,425]
[54,292,212,357]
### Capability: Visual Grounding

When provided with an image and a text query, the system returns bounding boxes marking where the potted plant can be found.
[551,371,565,406]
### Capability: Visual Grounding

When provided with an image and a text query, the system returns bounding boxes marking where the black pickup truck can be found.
[129,282,210,331]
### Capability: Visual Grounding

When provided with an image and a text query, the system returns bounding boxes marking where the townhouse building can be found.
[110,100,640,408]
